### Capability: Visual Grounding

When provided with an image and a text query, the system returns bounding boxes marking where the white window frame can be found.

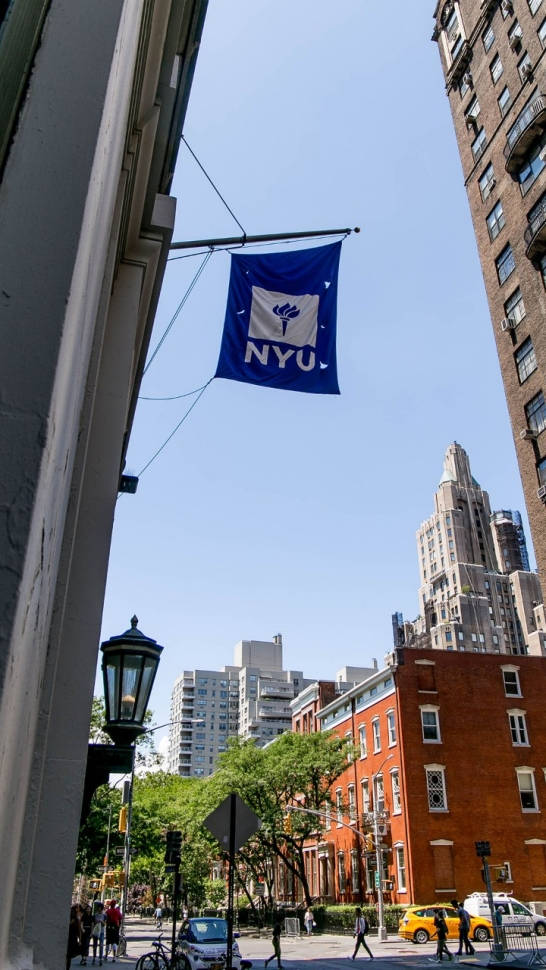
[374,773,385,813]
[351,848,360,892]
[372,717,381,753]
[348,783,357,822]
[516,767,538,811]
[502,665,521,696]
[337,851,346,892]
[387,709,397,746]
[420,705,441,743]
[391,767,401,814]
[425,764,448,812]
[395,843,407,891]
[361,778,370,814]
[508,709,529,745]
[335,787,343,824]
[359,724,367,759]
[346,730,354,763]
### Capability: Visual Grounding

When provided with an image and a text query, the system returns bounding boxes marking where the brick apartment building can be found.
[432,0,546,581]
[290,648,546,907]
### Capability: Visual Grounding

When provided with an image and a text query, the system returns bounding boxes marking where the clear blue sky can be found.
[98,0,532,734]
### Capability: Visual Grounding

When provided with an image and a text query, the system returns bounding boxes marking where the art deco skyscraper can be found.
[432,0,546,580]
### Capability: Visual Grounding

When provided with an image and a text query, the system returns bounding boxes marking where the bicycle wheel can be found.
[136,953,167,970]
[117,933,127,957]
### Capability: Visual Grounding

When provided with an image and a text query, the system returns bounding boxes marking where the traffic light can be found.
[118,806,128,832]
[283,814,292,835]
[165,830,182,865]
[364,834,374,852]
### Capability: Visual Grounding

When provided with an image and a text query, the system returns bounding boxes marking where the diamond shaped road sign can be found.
[204,794,261,853]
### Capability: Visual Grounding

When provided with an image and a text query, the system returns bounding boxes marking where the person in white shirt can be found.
[352,908,374,960]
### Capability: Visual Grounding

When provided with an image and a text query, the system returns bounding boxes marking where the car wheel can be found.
[535,923,546,937]
[473,926,490,943]
[414,929,429,944]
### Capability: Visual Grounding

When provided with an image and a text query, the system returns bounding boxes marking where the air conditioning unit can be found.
[382,880,394,891]
[463,72,473,86]
[520,428,538,440]
[522,63,534,80]
[502,0,514,14]
[500,316,516,331]
[509,32,522,51]
[537,485,546,501]
[466,115,477,127]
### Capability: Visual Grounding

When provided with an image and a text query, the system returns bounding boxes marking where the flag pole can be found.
[169,226,360,251]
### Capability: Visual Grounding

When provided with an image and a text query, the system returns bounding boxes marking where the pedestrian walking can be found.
[80,904,93,965]
[66,904,82,970]
[105,899,122,962]
[264,920,283,969]
[91,902,106,966]
[155,904,163,929]
[430,910,453,962]
[351,907,373,960]
[304,907,314,936]
[451,899,474,956]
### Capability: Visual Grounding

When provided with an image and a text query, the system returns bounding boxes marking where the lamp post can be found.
[370,754,393,942]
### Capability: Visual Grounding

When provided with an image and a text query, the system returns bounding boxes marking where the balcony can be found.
[505,96,546,175]
[258,706,292,718]
[260,684,293,699]
[524,197,546,262]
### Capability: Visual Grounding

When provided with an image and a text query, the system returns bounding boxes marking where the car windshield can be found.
[189,919,228,944]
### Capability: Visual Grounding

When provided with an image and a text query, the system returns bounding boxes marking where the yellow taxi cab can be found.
[398,904,493,944]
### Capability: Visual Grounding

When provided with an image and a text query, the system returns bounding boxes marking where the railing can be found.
[505,96,546,158]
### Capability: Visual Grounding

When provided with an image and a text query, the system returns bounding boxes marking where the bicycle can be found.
[135,933,188,970]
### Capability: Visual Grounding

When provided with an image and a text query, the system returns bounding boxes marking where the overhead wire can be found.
[137,379,213,478]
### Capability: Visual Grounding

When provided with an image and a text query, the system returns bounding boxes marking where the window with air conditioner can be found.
[518,52,533,82]
[516,767,538,810]
[504,287,526,325]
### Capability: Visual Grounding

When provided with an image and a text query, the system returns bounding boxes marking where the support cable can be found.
[137,379,213,478]
[181,135,246,236]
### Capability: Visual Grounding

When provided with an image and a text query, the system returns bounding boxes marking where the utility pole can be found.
[475,841,503,959]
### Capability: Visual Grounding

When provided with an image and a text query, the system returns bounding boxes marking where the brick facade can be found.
[432,0,546,581]
[292,649,546,907]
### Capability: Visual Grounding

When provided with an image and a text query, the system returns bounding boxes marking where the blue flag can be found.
[215,241,341,394]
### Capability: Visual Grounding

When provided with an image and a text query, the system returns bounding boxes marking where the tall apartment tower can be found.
[167,635,311,776]
[401,442,546,654]
[432,0,546,581]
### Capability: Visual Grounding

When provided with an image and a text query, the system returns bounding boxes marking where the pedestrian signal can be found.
[283,814,292,835]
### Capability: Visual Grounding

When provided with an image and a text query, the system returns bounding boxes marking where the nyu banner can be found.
[215,241,341,394]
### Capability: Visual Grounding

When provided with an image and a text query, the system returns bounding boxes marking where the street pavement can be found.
[95,918,496,970]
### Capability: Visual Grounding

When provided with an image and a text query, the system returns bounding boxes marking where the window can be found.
[421,706,441,742]
[516,768,538,810]
[502,0,514,17]
[459,74,471,97]
[518,52,533,82]
[491,54,504,83]
[539,18,546,46]
[483,23,495,51]
[426,766,448,811]
[498,87,512,118]
[346,730,354,762]
[529,0,543,15]
[508,21,523,49]
[537,456,546,485]
[372,717,381,753]
[336,788,343,824]
[472,127,487,161]
[337,852,346,892]
[374,774,385,813]
[508,710,529,745]
[486,200,505,241]
[496,244,515,284]
[504,287,526,325]
[387,710,396,745]
[466,96,480,123]
[351,849,360,892]
[526,391,546,435]
[396,845,407,891]
[391,769,401,814]
[348,784,356,822]
[479,163,496,201]
[359,724,367,758]
[445,7,463,61]
[361,778,370,814]
[516,338,537,383]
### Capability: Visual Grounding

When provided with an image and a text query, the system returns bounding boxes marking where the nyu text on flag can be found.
[214,241,341,394]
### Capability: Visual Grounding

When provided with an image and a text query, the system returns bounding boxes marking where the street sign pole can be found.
[226,793,236,970]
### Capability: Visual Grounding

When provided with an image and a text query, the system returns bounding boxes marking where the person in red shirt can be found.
[104,899,122,963]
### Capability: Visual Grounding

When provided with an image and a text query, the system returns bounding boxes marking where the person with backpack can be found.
[431,910,453,962]
[352,907,374,959]
[451,899,475,956]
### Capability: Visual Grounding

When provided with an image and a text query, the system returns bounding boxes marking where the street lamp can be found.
[82,617,163,822]
[370,754,393,942]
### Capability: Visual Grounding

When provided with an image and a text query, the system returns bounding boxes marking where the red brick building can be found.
[289,648,546,907]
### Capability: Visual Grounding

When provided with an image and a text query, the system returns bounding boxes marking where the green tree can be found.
[206,731,352,906]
